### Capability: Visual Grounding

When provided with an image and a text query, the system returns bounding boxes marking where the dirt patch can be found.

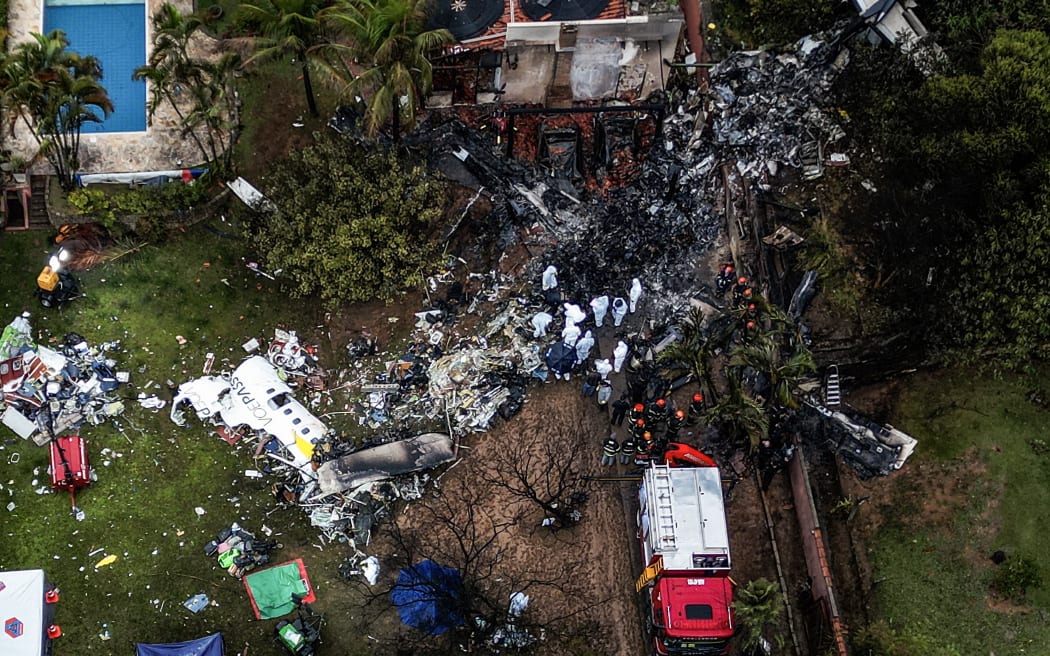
[444,384,646,654]
[985,596,1036,615]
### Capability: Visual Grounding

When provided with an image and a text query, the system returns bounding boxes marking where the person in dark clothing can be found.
[634,432,653,466]
[646,398,668,425]
[687,393,704,425]
[627,376,646,404]
[732,276,750,305]
[611,395,630,426]
[582,372,600,397]
[666,409,686,439]
[716,263,735,294]
[630,418,647,440]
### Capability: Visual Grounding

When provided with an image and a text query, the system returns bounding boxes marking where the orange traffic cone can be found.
[47,624,62,639]
[45,588,60,604]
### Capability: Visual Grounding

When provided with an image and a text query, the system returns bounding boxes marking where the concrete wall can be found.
[789,447,850,656]
[506,14,683,47]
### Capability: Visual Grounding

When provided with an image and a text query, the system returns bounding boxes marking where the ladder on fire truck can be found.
[636,466,678,591]
[651,465,678,551]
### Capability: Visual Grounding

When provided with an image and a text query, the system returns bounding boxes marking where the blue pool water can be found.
[44,0,147,133]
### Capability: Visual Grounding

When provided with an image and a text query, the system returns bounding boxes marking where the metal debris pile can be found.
[167,31,865,549]
[801,399,918,479]
[415,33,852,325]
[0,313,135,445]
[707,36,848,180]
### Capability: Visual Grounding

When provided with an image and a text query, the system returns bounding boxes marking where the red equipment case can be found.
[49,435,90,500]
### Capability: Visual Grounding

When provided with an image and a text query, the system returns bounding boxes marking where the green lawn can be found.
[0,225,369,654]
[868,368,1050,653]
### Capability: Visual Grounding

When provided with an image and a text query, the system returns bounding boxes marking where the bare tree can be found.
[358,476,589,655]
[478,425,590,530]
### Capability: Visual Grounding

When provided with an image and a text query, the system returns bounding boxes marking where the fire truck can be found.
[636,462,735,655]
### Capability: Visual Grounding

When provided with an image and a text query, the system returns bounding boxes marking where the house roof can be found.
[452,0,627,50]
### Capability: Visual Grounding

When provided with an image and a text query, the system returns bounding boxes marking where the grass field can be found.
[868,368,1050,653]
[0,224,372,654]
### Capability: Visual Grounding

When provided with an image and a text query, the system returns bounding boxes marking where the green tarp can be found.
[243,560,311,620]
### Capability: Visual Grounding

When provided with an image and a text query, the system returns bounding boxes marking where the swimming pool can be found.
[44,0,147,133]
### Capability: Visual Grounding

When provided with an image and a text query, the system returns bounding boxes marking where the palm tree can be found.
[318,0,453,140]
[180,53,242,175]
[134,4,211,163]
[657,306,723,404]
[4,31,113,191]
[707,371,769,450]
[240,0,325,116]
[730,336,815,410]
[733,578,785,654]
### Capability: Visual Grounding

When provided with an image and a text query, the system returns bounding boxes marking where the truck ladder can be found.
[825,364,841,407]
[651,466,678,550]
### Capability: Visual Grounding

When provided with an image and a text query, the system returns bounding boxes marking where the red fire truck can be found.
[636,463,735,655]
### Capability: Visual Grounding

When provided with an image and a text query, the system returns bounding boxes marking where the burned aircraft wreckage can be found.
[166,29,915,549]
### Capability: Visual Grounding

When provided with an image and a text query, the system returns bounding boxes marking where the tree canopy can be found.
[2,30,112,190]
[245,134,446,305]
[319,0,453,140]
[240,0,327,116]
[134,4,239,175]
[836,24,1050,368]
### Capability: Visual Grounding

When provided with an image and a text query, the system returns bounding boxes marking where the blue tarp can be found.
[390,560,464,635]
[135,633,224,656]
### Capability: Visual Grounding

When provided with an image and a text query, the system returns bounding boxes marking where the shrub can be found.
[68,188,117,228]
[68,181,211,230]
[991,556,1042,601]
[733,578,785,652]
[245,133,446,306]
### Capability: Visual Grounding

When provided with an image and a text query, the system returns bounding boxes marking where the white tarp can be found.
[78,170,194,186]
[0,569,51,656]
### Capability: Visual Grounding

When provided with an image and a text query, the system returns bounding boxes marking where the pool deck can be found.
[6,0,224,174]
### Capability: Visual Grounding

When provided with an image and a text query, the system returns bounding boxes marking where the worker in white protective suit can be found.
[575,330,595,362]
[594,358,613,381]
[590,296,609,327]
[562,322,581,347]
[532,311,553,338]
[563,302,586,326]
[629,278,643,313]
[541,266,558,291]
[613,340,629,373]
[611,297,628,327]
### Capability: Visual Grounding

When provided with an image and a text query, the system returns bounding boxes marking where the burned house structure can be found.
[426,0,687,183]
[428,0,684,106]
